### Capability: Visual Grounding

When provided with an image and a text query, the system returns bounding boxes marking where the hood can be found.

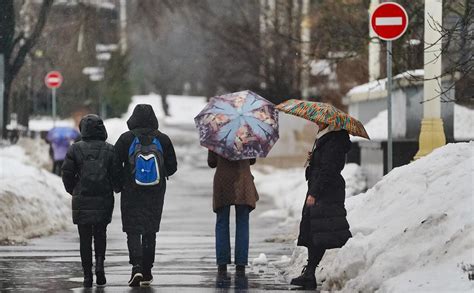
[79,114,108,141]
[127,104,159,130]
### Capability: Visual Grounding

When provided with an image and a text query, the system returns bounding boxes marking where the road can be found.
[0,125,303,292]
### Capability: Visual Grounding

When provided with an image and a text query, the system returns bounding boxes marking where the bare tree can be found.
[0,0,54,136]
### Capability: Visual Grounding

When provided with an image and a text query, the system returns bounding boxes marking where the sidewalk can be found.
[0,126,298,292]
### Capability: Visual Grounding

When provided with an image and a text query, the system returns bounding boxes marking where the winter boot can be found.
[140,267,153,286]
[128,265,143,287]
[236,265,246,277]
[95,257,106,286]
[83,267,93,288]
[217,265,227,276]
[290,265,317,290]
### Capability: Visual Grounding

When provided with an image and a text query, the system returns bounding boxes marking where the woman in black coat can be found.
[62,114,121,288]
[290,125,352,290]
[114,104,177,286]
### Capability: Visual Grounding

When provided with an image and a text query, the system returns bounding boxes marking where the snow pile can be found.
[454,104,474,140]
[355,104,474,141]
[253,163,366,219]
[252,253,269,266]
[285,142,474,292]
[341,163,366,198]
[0,145,71,242]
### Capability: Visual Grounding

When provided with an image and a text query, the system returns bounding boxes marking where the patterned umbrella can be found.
[194,90,279,160]
[276,99,370,139]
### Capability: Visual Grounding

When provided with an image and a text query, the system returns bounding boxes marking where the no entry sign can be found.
[371,2,408,41]
[44,71,63,89]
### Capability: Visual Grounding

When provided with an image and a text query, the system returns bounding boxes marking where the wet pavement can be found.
[0,126,308,292]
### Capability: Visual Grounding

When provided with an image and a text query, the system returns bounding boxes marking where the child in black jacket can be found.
[62,114,121,288]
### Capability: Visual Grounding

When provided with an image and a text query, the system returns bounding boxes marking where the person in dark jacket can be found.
[114,104,177,287]
[290,124,352,290]
[61,114,121,288]
[208,150,258,277]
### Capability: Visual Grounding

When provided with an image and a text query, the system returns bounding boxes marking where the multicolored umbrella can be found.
[276,99,370,139]
[194,90,279,160]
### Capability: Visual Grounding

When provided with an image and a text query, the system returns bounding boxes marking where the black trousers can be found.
[126,232,156,269]
[77,223,108,269]
[307,244,326,272]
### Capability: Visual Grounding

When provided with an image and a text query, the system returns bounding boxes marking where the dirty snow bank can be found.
[283,142,474,292]
[0,145,70,242]
[253,163,366,220]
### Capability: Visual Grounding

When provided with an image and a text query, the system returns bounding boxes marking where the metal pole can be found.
[52,88,57,127]
[386,40,393,172]
[0,54,4,138]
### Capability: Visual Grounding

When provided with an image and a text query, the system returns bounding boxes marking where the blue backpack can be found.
[128,133,165,186]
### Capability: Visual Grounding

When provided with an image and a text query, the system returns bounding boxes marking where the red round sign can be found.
[371,2,408,41]
[45,71,63,89]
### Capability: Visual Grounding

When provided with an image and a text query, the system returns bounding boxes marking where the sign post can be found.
[370,2,408,172]
[44,71,63,127]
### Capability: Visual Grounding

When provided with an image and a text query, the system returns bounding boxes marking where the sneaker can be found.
[140,269,153,286]
[290,265,316,290]
[128,265,143,287]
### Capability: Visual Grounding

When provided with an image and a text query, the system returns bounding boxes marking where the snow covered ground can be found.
[0,145,71,243]
[104,94,207,143]
[277,142,474,292]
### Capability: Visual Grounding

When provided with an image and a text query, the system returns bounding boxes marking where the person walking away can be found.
[114,104,177,287]
[47,126,80,175]
[61,114,121,288]
[208,150,259,278]
[290,124,352,290]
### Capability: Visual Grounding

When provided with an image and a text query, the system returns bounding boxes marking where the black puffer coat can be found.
[114,104,177,234]
[62,114,121,225]
[297,129,352,249]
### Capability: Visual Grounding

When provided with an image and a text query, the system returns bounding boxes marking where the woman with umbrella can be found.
[277,99,369,290]
[195,91,279,278]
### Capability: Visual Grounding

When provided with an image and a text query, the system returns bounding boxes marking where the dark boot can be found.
[290,265,317,290]
[83,267,93,288]
[95,257,106,286]
[128,265,143,287]
[217,264,227,276]
[140,267,153,286]
[236,265,246,277]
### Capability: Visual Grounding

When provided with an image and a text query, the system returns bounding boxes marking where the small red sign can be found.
[371,2,408,41]
[45,71,63,89]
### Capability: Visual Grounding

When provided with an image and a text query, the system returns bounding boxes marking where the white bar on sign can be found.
[48,77,60,82]
[375,17,403,26]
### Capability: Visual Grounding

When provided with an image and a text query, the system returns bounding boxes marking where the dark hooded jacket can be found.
[297,129,352,249]
[114,104,177,234]
[62,114,121,225]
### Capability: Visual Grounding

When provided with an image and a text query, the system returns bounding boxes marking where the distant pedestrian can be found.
[207,150,259,278]
[114,104,177,287]
[61,114,121,288]
[290,124,352,290]
[46,126,80,175]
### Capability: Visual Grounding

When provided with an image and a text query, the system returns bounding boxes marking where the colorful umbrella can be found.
[194,90,279,160]
[276,99,370,139]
